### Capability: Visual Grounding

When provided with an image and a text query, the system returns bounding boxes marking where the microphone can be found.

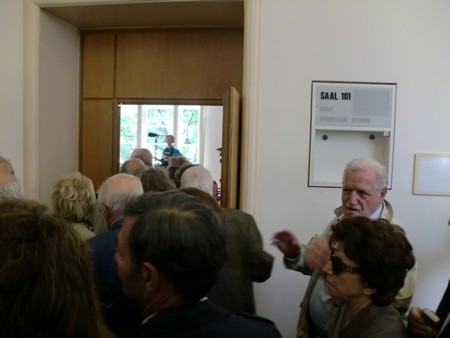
[148,132,159,138]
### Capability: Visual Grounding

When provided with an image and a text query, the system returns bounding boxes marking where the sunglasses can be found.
[330,255,360,275]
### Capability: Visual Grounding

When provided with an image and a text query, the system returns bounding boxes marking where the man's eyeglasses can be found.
[330,255,360,275]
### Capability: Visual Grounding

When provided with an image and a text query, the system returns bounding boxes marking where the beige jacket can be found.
[285,200,417,338]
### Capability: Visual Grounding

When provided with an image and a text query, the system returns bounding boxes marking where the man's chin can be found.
[343,210,362,218]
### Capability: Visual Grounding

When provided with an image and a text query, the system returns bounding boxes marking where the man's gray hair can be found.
[179,166,214,196]
[97,173,143,215]
[0,173,23,199]
[342,157,387,192]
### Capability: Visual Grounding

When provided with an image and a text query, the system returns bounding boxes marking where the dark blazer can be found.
[437,279,450,338]
[87,218,141,338]
[207,266,251,314]
[139,299,281,338]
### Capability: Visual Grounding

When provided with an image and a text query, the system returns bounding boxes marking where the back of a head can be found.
[342,157,387,191]
[51,172,96,223]
[0,157,23,199]
[0,156,14,174]
[131,148,153,167]
[331,217,415,306]
[178,187,224,219]
[120,158,146,177]
[140,167,176,193]
[124,191,226,303]
[179,166,214,196]
[0,199,107,338]
[97,173,143,216]
[0,171,23,200]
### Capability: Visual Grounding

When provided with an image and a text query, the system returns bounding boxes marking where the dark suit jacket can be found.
[87,218,141,338]
[437,279,450,338]
[207,266,251,314]
[139,299,281,338]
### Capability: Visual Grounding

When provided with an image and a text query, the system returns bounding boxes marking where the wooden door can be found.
[221,87,240,208]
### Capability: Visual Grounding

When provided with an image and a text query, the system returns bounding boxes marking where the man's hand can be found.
[305,235,331,272]
[408,307,438,338]
[271,229,301,258]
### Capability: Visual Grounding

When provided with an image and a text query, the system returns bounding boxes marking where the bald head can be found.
[0,171,23,199]
[120,158,146,177]
[97,173,143,226]
[179,166,214,196]
[0,156,14,174]
[0,157,22,199]
[131,148,153,166]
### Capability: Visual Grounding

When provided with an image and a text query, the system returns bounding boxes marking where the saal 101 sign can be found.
[312,81,396,129]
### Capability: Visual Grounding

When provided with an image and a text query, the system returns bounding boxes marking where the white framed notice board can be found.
[309,81,396,188]
[413,153,450,196]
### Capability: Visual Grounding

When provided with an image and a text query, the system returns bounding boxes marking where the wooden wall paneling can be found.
[81,33,116,98]
[115,29,243,99]
[112,100,121,174]
[80,99,115,189]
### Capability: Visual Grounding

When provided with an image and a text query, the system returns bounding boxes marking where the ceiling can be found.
[41,1,244,30]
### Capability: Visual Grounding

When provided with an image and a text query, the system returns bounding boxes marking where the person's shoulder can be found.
[87,227,119,249]
[71,222,95,240]
[224,208,251,218]
[231,312,282,337]
[236,312,276,325]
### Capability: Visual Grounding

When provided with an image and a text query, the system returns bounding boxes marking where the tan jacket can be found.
[285,200,417,338]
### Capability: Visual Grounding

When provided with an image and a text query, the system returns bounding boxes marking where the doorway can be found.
[119,103,223,187]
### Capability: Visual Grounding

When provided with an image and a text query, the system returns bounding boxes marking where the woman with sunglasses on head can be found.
[322,217,415,338]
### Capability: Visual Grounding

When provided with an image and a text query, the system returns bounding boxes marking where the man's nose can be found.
[348,191,359,203]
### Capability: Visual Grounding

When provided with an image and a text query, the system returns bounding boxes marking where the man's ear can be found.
[101,203,110,218]
[379,187,388,200]
[141,262,159,292]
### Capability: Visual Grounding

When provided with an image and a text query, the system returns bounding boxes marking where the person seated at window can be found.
[160,135,181,167]
[0,198,113,338]
[51,172,97,241]
[322,217,416,338]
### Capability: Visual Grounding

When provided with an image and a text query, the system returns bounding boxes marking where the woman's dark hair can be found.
[330,217,415,306]
[0,199,111,338]
[140,167,176,192]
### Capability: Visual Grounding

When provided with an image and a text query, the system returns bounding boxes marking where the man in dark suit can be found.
[115,191,282,338]
[87,173,143,338]
[408,279,450,338]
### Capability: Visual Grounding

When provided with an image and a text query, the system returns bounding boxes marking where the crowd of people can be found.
[0,152,449,338]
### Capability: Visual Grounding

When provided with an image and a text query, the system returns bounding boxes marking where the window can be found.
[119,104,202,165]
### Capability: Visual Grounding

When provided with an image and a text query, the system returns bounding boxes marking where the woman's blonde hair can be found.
[51,172,96,223]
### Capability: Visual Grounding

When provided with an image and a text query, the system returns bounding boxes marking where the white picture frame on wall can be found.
[413,153,450,196]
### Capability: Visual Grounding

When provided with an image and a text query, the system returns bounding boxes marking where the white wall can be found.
[2,1,449,338]
[0,0,24,179]
[38,11,79,205]
[250,1,450,337]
